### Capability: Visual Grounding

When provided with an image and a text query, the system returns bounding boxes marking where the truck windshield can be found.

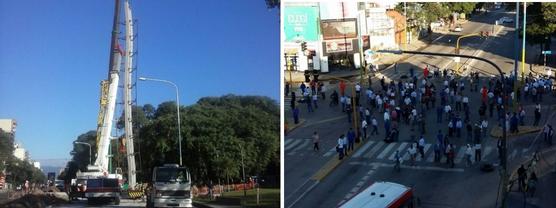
[155,167,189,183]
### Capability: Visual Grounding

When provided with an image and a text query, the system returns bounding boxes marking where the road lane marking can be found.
[363,142,385,158]
[290,140,310,153]
[376,142,396,159]
[287,180,319,208]
[416,144,432,161]
[284,139,302,151]
[388,142,408,160]
[348,161,465,172]
[454,146,466,164]
[352,141,375,158]
[284,139,293,147]
[322,146,338,157]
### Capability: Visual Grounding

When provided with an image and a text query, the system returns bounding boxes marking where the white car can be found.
[500,17,514,23]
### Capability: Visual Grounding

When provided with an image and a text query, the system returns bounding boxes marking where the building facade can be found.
[282,2,403,74]
[0,119,17,134]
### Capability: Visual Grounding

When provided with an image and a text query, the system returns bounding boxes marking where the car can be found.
[54,180,65,192]
[451,25,463,32]
[499,17,514,24]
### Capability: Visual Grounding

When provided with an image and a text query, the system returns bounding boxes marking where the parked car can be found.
[499,17,514,24]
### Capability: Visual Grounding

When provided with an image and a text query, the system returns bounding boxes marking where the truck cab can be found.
[147,164,193,208]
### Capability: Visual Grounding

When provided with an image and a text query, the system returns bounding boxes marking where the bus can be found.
[339,181,415,208]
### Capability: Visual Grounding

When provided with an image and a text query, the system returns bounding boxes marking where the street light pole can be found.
[74,141,92,165]
[139,77,183,166]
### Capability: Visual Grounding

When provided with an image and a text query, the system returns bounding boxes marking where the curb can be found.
[285,119,306,135]
[490,126,543,138]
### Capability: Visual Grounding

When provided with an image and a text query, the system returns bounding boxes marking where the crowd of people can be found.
[289,66,555,168]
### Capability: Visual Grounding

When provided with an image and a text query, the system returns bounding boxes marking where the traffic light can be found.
[301,41,307,52]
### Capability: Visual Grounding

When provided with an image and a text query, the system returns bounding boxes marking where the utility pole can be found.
[521,2,527,81]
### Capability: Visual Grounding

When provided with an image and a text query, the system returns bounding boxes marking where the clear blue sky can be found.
[0,0,279,166]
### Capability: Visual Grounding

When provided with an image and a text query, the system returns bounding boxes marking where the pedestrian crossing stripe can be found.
[363,142,385,158]
[416,144,431,161]
[323,146,337,157]
[376,142,396,159]
[284,139,303,151]
[388,142,409,161]
[454,147,466,164]
[285,139,497,165]
[291,140,310,152]
[284,139,293,147]
[352,141,374,158]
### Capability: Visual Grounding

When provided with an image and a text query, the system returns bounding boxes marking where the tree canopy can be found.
[0,129,45,185]
[61,95,279,186]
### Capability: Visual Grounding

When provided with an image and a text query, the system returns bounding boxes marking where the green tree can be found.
[526,2,556,63]
[447,2,477,15]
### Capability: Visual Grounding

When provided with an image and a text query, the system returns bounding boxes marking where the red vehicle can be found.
[339,181,415,208]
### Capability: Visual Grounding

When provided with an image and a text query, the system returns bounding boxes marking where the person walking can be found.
[371,117,379,135]
[347,128,356,152]
[433,142,441,162]
[337,135,344,160]
[293,107,300,124]
[465,144,473,167]
[534,103,541,126]
[394,150,401,171]
[517,165,527,192]
[543,124,553,145]
[330,90,339,107]
[362,119,368,140]
[312,93,318,109]
[418,136,426,159]
[312,131,320,151]
[474,143,482,162]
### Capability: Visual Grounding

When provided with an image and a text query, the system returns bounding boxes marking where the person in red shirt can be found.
[424,65,429,78]
[339,80,346,96]
[481,86,488,104]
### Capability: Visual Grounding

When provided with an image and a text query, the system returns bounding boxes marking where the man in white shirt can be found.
[362,119,368,140]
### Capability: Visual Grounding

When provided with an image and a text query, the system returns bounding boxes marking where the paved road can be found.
[285,9,556,208]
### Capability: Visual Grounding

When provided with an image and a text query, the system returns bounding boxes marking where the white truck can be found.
[147,164,193,208]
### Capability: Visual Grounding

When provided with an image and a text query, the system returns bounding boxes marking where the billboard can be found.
[321,19,358,40]
[283,6,319,42]
[322,39,359,55]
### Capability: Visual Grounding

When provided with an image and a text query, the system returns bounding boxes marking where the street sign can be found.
[542,51,552,55]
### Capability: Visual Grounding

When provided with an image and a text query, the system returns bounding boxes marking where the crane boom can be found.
[94,0,122,175]
[123,0,137,189]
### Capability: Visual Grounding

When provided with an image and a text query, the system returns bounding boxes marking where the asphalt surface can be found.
[285,9,555,208]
